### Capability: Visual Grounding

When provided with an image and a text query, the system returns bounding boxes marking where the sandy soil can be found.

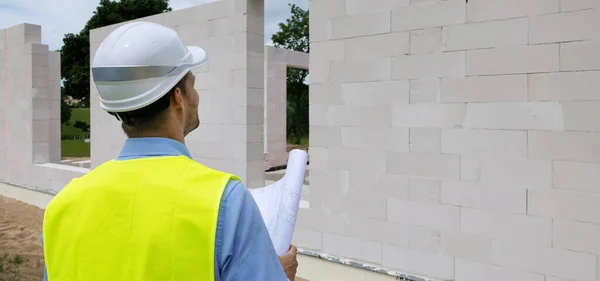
[0,196,45,281]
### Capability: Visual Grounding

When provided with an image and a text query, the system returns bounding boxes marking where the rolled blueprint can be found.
[250,149,308,256]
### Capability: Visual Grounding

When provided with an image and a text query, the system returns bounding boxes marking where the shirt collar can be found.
[117,137,192,160]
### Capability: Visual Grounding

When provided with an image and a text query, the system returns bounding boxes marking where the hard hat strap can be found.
[110,112,134,125]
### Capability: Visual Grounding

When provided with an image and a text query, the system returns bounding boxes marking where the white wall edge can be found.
[0,181,55,209]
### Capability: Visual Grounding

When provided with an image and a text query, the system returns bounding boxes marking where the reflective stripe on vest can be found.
[42,156,240,281]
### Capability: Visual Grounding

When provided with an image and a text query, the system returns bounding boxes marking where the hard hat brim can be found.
[187,46,208,67]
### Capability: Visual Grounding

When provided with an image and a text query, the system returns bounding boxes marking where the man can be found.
[42,22,298,281]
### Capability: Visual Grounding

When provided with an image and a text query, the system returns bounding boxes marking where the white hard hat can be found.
[91,21,207,113]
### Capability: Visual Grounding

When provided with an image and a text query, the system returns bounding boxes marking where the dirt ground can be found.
[0,196,309,281]
[0,196,45,281]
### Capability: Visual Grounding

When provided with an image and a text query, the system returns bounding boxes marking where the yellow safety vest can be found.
[42,155,240,281]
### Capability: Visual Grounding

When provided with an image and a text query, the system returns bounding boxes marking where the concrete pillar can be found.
[0,23,63,184]
[2,24,38,183]
[48,51,62,163]
[264,58,287,168]
[263,46,308,169]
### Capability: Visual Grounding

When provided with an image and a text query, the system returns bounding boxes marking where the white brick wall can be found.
[465,102,563,130]
[323,233,383,264]
[409,78,440,103]
[441,75,528,102]
[441,232,494,263]
[528,188,600,224]
[392,51,465,79]
[553,161,600,193]
[391,0,465,31]
[466,44,560,75]
[442,18,528,51]
[560,0,598,12]
[330,11,391,40]
[409,128,441,153]
[478,158,552,188]
[345,33,409,60]
[467,0,559,22]
[560,40,600,71]
[441,181,527,213]
[306,0,600,279]
[410,28,442,54]
[329,105,391,127]
[529,9,600,44]
[341,127,409,152]
[345,0,409,15]
[529,71,600,101]
[392,103,466,128]
[553,219,600,255]
[387,152,460,179]
[441,129,527,158]
[562,102,600,131]
[310,40,345,62]
[408,225,441,252]
[461,208,552,246]
[388,198,460,230]
[529,131,600,162]
[341,81,409,106]
[456,259,544,281]
[409,177,440,203]
[330,58,391,82]
[494,240,596,281]
[383,245,455,280]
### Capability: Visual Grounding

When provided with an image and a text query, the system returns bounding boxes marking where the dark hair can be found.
[109,73,188,137]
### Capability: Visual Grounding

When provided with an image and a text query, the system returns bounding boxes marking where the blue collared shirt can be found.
[43,137,287,281]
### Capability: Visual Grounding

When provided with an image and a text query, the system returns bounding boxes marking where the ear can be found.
[170,87,186,109]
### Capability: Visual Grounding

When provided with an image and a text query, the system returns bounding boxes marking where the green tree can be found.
[271,4,309,145]
[60,0,172,106]
[60,87,72,125]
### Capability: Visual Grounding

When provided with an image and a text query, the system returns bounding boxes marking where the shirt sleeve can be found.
[216,180,288,281]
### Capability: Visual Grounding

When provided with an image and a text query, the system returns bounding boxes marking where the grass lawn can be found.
[61,140,91,158]
[62,108,91,158]
[61,109,90,137]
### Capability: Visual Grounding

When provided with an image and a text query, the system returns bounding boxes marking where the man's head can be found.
[91,22,208,143]
[113,71,200,139]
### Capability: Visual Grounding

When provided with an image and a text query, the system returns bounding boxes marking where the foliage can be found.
[61,109,91,136]
[74,121,91,132]
[271,4,309,145]
[60,87,72,125]
[60,0,172,105]
[10,255,23,266]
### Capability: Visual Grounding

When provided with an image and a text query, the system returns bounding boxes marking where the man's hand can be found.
[278,245,298,281]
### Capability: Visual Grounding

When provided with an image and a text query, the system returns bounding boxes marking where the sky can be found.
[0,0,308,51]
